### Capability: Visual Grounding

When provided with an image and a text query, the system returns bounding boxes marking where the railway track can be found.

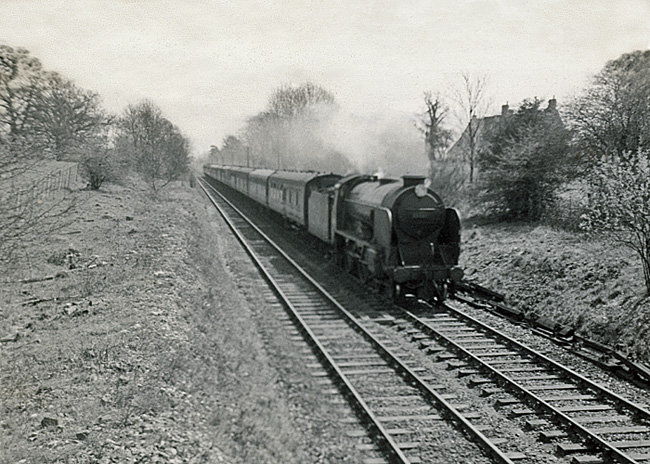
[198,178,508,463]
[198,177,650,463]
[454,288,650,388]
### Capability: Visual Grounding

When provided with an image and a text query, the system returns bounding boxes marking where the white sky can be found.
[1,0,649,155]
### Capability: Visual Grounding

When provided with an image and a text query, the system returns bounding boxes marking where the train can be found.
[203,164,463,301]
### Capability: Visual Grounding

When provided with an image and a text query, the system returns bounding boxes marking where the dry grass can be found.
[0,177,359,464]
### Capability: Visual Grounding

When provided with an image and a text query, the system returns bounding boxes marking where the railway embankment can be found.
[462,222,650,361]
[0,180,349,463]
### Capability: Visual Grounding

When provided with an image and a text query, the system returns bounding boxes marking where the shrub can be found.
[581,149,650,294]
[479,98,572,221]
[81,149,114,190]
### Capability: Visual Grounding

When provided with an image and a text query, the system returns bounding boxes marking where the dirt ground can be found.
[461,222,650,360]
[0,179,355,464]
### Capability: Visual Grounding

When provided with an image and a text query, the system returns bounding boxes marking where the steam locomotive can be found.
[203,165,463,301]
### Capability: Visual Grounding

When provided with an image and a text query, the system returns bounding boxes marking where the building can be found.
[444,99,560,181]
[447,99,560,158]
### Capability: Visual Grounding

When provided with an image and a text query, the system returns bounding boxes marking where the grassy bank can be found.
[461,222,650,360]
[0,180,355,464]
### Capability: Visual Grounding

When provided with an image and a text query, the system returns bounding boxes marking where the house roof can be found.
[446,99,560,160]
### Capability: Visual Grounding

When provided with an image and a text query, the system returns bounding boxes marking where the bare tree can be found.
[208,144,221,163]
[120,101,190,191]
[243,82,345,171]
[0,46,86,263]
[218,135,247,166]
[582,149,650,294]
[416,91,453,162]
[267,82,336,119]
[0,45,45,145]
[452,72,491,183]
[243,111,281,168]
[568,50,650,160]
[414,92,465,205]
[244,110,293,169]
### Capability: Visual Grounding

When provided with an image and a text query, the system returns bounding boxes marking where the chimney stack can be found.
[547,98,557,111]
[501,103,509,116]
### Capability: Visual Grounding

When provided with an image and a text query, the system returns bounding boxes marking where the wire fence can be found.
[39,164,78,196]
[1,163,79,208]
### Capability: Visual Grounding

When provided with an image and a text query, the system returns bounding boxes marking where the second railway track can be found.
[380,301,650,464]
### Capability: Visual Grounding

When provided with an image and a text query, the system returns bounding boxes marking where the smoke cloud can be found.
[242,103,429,179]
[317,110,429,178]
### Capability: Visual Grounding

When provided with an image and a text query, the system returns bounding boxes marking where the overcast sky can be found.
[1,0,649,156]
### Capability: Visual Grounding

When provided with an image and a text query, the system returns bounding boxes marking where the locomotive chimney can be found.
[402,175,426,188]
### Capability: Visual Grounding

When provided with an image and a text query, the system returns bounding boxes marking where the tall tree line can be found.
[0,44,190,189]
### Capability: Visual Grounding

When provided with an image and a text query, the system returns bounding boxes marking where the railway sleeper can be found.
[481,387,502,397]
[515,374,562,381]
[572,414,631,424]
[524,419,549,430]
[539,430,569,442]
[610,439,650,448]
[555,444,596,458]
[510,408,536,417]
[505,452,527,461]
[495,398,521,407]
[468,377,493,387]
[525,383,578,391]
[570,456,603,464]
